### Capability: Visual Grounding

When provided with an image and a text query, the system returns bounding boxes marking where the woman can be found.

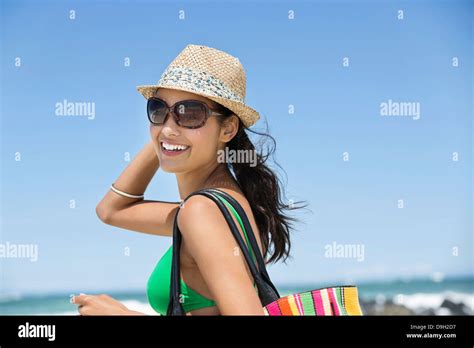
[71,44,307,316]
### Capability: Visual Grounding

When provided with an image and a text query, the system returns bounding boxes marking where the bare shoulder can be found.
[176,193,238,263]
[177,188,265,256]
[177,188,247,227]
[177,194,219,225]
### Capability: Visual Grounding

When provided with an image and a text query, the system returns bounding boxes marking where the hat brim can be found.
[136,85,260,128]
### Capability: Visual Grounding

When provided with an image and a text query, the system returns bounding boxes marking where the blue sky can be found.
[1,0,472,295]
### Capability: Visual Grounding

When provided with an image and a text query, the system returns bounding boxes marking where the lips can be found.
[160,141,190,156]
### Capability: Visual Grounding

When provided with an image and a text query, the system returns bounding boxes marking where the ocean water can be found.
[1,277,472,315]
[0,291,158,316]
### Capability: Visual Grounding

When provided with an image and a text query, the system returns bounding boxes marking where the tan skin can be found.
[72,88,266,315]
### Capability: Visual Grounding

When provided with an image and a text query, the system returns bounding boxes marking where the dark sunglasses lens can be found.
[175,101,207,127]
[147,99,167,124]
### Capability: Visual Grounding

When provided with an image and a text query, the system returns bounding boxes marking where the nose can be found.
[161,111,181,136]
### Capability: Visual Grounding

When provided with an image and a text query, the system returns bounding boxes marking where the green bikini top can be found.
[147,194,258,315]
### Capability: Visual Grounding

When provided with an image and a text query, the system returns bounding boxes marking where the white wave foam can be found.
[0,293,23,303]
[393,291,473,315]
[121,300,160,315]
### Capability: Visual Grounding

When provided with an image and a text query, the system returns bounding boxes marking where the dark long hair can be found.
[216,108,310,265]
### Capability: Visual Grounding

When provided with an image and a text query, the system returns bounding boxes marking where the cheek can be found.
[149,124,160,137]
[186,128,219,158]
[149,126,162,153]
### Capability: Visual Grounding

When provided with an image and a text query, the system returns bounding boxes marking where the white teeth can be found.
[161,142,189,151]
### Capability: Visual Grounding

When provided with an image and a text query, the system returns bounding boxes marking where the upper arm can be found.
[97,199,179,237]
[177,195,264,315]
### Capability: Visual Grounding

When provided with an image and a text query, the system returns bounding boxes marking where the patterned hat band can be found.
[158,66,245,104]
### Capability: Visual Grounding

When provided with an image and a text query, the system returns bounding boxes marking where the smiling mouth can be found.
[160,141,190,154]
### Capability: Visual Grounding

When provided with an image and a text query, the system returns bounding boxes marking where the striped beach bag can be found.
[167,188,363,316]
[263,285,362,316]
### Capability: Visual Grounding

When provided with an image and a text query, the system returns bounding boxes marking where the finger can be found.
[78,304,88,316]
[72,293,90,305]
[99,294,113,302]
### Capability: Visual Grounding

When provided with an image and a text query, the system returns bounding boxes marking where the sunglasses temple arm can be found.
[210,110,227,117]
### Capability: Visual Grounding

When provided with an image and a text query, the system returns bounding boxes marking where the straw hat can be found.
[136,44,260,128]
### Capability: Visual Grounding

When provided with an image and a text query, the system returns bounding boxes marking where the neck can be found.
[175,162,239,200]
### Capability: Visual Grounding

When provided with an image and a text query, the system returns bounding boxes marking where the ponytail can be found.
[223,118,309,264]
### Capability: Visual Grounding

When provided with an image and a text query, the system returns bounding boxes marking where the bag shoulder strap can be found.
[167,188,280,315]
[209,191,258,291]
[207,188,280,296]
[212,192,258,265]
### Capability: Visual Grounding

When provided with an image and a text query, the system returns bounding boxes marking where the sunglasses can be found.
[147,97,229,129]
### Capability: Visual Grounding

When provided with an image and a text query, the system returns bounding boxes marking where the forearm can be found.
[97,140,160,214]
[113,140,159,194]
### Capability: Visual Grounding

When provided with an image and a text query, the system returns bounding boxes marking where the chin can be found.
[160,165,177,173]
[160,162,185,174]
